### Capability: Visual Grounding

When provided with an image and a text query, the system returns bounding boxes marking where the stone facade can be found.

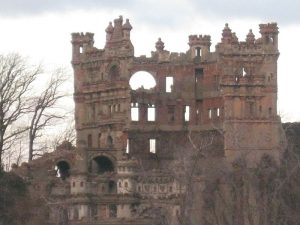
[12,16,282,225]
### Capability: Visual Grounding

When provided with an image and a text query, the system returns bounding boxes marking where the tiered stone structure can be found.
[12,16,282,225]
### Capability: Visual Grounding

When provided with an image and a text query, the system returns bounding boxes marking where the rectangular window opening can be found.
[126,139,130,154]
[98,133,101,148]
[195,68,204,76]
[168,105,175,122]
[131,103,139,121]
[150,139,156,153]
[88,134,92,148]
[195,47,201,57]
[147,104,156,121]
[184,106,190,121]
[217,108,220,117]
[208,109,212,119]
[166,76,174,93]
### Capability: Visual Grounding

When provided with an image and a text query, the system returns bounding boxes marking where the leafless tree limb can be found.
[28,68,69,161]
[0,53,41,165]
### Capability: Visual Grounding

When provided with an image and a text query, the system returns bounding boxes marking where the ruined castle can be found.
[13,16,283,225]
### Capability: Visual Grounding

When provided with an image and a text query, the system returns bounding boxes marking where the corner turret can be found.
[105,22,114,41]
[259,23,279,49]
[71,32,94,64]
[122,19,133,40]
[188,34,211,59]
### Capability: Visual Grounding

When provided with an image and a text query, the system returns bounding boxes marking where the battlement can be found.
[188,35,211,46]
[259,23,279,34]
[71,32,94,44]
[216,23,279,51]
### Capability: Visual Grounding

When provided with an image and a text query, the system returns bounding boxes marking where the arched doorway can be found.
[55,161,70,180]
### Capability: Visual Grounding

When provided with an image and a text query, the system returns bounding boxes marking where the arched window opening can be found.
[90,156,114,174]
[242,67,246,76]
[109,65,120,81]
[108,180,117,193]
[107,135,113,147]
[55,161,70,180]
[129,71,156,90]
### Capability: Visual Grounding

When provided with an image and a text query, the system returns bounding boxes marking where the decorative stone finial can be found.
[222,23,232,37]
[222,23,233,44]
[246,29,255,44]
[231,32,239,44]
[123,19,132,30]
[105,22,114,33]
[155,38,165,51]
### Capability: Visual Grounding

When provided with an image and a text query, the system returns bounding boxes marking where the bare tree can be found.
[0,53,41,166]
[51,117,76,149]
[28,69,69,161]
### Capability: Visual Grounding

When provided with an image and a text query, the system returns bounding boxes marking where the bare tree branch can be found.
[28,68,69,161]
[0,53,41,165]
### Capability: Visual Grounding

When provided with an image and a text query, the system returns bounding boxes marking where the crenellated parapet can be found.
[188,34,211,59]
[259,23,279,48]
[188,35,211,47]
[71,32,95,63]
[259,23,279,35]
[216,23,279,56]
[71,32,94,45]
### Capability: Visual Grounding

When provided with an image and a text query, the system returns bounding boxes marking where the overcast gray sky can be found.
[0,0,299,24]
[0,0,298,121]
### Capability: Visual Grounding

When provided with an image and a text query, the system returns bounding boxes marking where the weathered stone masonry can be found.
[13,16,282,225]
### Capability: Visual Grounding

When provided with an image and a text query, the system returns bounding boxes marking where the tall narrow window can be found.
[195,68,203,99]
[109,65,120,81]
[107,135,113,147]
[195,47,201,57]
[131,103,139,121]
[168,105,175,122]
[242,67,246,76]
[217,108,220,117]
[88,104,95,121]
[184,106,190,121]
[268,107,272,116]
[98,133,101,148]
[208,109,212,119]
[126,139,130,153]
[88,134,92,148]
[166,77,174,92]
[249,102,254,116]
[147,104,156,121]
[149,139,156,153]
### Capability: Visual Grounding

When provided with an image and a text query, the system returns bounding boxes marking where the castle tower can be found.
[70,17,134,220]
[188,34,211,60]
[219,23,282,164]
